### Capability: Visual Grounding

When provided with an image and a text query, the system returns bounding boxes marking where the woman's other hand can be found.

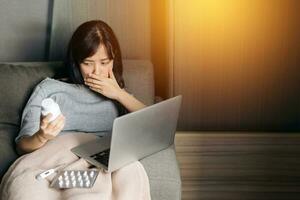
[84,67,145,112]
[84,68,123,100]
[37,113,65,142]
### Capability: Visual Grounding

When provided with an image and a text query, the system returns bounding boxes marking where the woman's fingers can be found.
[89,86,103,94]
[85,78,102,85]
[41,113,52,126]
[85,80,103,88]
[86,73,104,82]
[84,77,105,88]
[53,116,65,132]
[45,115,64,132]
[85,72,120,99]
[39,114,65,140]
[87,82,103,90]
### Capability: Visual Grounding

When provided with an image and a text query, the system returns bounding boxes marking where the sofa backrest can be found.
[6,59,155,106]
[122,60,154,106]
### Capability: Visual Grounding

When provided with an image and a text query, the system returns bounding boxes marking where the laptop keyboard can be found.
[90,149,110,167]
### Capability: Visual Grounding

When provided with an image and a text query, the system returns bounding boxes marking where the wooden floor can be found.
[174,131,300,200]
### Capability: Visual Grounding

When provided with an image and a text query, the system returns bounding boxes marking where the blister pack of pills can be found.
[50,170,99,189]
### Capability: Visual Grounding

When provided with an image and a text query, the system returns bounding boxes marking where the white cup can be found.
[41,98,61,122]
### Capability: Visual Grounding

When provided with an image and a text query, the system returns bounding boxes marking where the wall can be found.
[0,0,151,68]
[150,0,170,99]
[49,0,151,61]
[170,0,300,131]
[0,0,52,61]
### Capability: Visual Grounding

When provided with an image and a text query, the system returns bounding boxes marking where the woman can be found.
[16,20,146,154]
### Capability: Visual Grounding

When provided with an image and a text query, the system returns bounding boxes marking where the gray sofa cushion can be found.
[122,60,154,106]
[0,124,18,180]
[0,62,65,126]
[140,145,182,200]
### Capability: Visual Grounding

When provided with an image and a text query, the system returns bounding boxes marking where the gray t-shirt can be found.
[15,77,123,142]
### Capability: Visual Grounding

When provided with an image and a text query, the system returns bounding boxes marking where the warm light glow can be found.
[172,0,300,130]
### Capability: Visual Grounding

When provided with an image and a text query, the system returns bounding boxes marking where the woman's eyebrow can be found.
[84,58,109,62]
[100,58,109,61]
[83,59,94,62]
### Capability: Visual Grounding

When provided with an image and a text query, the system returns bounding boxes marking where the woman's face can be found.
[79,44,113,79]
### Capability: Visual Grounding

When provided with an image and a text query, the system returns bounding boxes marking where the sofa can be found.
[0,60,181,200]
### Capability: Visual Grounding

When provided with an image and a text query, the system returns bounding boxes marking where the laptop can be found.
[71,95,182,172]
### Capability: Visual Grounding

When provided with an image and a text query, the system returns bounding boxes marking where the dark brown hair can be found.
[65,20,125,88]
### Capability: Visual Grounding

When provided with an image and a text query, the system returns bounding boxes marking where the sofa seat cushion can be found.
[140,145,181,200]
[0,124,19,179]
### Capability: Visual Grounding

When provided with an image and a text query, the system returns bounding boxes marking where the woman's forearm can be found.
[117,90,146,112]
[16,130,47,155]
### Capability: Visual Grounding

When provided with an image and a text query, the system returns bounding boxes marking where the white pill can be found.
[59,181,64,187]
[72,181,76,187]
[65,180,70,186]
[85,181,90,187]
[89,171,95,177]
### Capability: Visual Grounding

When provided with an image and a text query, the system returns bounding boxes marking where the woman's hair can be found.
[65,20,125,88]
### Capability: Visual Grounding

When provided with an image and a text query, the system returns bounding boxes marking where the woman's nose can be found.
[93,64,101,75]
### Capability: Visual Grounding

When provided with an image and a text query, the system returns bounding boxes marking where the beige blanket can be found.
[0,133,151,200]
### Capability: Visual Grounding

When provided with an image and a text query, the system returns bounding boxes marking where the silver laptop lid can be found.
[107,95,182,172]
